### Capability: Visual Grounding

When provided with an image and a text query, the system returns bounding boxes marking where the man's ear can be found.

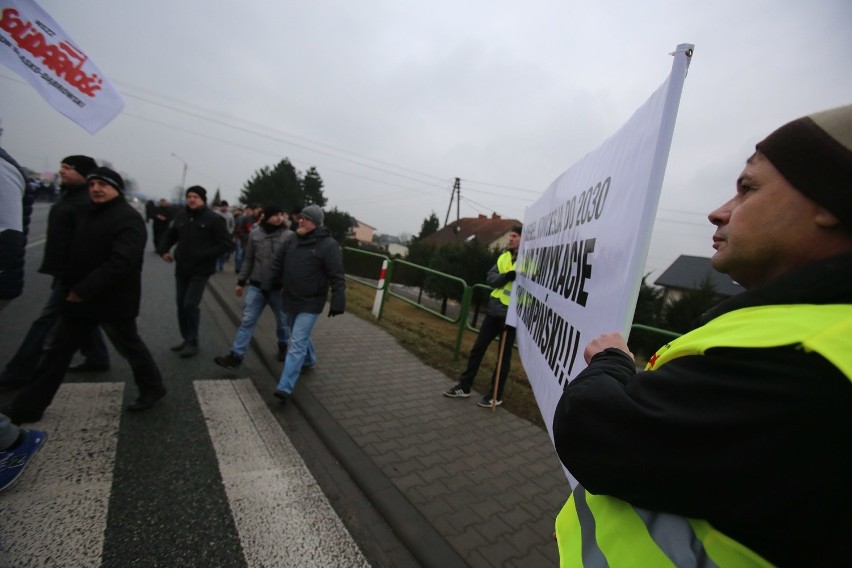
[814,207,842,229]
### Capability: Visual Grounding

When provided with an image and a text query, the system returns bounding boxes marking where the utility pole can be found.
[443,177,461,228]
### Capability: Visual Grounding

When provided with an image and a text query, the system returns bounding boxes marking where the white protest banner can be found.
[507,44,693,485]
[0,0,125,133]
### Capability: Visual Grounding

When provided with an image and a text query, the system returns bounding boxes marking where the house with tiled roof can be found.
[420,213,522,251]
[654,255,744,302]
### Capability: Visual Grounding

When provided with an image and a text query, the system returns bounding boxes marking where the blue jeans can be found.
[1,279,109,384]
[233,241,245,273]
[175,274,209,346]
[275,311,318,395]
[230,286,289,358]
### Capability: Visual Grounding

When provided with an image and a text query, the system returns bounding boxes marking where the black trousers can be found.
[9,315,164,418]
[175,274,209,346]
[457,313,515,399]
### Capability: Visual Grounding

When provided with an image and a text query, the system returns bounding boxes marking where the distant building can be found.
[352,219,376,244]
[654,255,744,302]
[420,213,522,251]
[372,233,408,257]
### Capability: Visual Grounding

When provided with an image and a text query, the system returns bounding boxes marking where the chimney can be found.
[478,214,487,219]
[491,213,501,220]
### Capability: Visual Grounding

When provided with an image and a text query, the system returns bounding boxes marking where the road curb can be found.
[206,276,467,568]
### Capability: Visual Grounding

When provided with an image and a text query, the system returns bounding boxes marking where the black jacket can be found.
[156,206,231,277]
[265,226,345,314]
[552,252,852,566]
[39,182,93,278]
[61,195,147,321]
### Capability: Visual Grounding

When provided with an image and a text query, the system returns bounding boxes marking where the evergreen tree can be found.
[324,207,356,243]
[212,188,222,206]
[302,167,327,207]
[239,158,303,208]
[415,212,440,241]
[663,277,724,333]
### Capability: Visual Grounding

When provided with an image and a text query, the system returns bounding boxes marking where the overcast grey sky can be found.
[2,0,850,277]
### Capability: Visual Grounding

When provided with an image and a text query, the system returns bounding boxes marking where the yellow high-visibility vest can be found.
[555,304,852,567]
[490,250,516,306]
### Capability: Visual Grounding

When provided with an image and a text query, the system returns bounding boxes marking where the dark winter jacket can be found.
[552,252,852,567]
[157,206,231,277]
[238,224,293,287]
[61,194,148,321]
[0,147,32,302]
[39,182,93,277]
[264,226,345,314]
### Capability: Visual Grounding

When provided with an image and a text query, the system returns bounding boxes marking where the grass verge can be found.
[345,280,546,429]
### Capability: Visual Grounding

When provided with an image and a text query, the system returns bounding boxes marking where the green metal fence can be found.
[342,246,682,359]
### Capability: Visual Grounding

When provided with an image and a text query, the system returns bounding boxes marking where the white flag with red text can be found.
[0,0,125,133]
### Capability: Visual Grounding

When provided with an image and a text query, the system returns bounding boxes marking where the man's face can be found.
[296,215,316,236]
[159,199,168,206]
[185,193,205,209]
[89,180,120,204]
[508,231,521,252]
[59,163,86,185]
[708,152,824,289]
[266,212,285,226]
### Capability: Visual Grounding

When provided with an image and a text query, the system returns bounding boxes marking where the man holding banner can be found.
[551,105,852,566]
[443,225,521,408]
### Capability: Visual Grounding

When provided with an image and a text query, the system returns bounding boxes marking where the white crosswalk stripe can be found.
[194,379,368,568]
[1,379,368,567]
[0,382,124,568]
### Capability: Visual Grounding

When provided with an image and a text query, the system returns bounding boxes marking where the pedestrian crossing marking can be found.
[0,382,124,568]
[194,379,368,567]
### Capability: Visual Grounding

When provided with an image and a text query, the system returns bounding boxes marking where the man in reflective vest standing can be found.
[552,105,852,566]
[443,225,522,408]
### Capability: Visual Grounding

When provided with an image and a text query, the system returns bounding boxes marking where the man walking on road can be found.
[157,186,231,358]
[3,168,166,424]
[215,203,293,369]
[264,205,345,403]
[552,105,852,566]
[443,225,521,408]
[0,156,110,391]
[0,146,46,492]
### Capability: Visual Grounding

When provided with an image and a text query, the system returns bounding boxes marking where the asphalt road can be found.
[0,203,385,567]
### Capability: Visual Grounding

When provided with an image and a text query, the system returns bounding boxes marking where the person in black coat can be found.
[151,198,175,250]
[3,168,166,424]
[0,156,110,391]
[156,186,231,358]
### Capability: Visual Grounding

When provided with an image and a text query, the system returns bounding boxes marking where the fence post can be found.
[372,259,389,318]
[454,286,473,360]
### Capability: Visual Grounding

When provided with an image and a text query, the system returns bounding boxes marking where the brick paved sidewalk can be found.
[207,270,568,567]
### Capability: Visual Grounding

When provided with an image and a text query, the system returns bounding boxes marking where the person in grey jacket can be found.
[214,203,293,369]
[264,205,345,403]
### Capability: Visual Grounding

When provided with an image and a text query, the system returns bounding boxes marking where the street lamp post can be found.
[170,152,188,191]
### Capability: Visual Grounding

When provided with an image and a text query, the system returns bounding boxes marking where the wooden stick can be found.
[491,327,509,412]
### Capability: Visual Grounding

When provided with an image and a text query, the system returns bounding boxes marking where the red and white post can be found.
[371,259,388,318]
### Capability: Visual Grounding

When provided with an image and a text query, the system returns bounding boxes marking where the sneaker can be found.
[214,353,242,369]
[477,395,502,408]
[0,429,47,493]
[170,341,187,352]
[443,384,470,398]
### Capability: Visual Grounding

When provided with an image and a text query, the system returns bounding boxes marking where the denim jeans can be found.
[233,241,245,273]
[175,274,209,346]
[1,279,109,384]
[275,311,319,395]
[230,286,290,358]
